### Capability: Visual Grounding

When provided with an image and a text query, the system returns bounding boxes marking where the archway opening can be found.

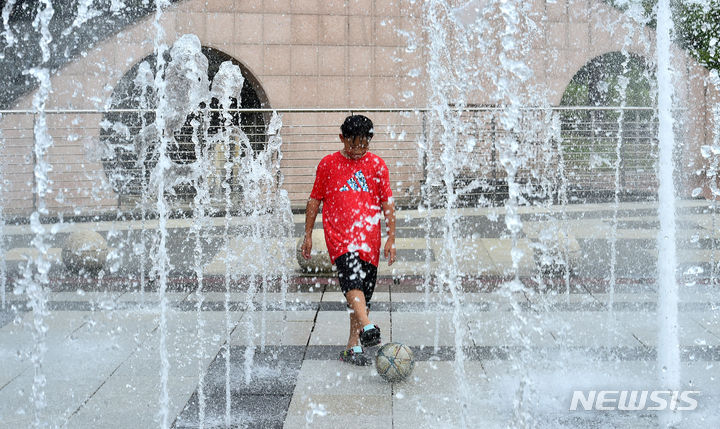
[559,51,657,201]
[100,46,268,204]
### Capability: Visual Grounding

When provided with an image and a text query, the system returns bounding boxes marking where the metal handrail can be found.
[0,106,664,115]
[0,106,666,217]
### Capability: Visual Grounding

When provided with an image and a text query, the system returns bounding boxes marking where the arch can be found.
[100,46,269,200]
[560,51,656,108]
[558,51,658,201]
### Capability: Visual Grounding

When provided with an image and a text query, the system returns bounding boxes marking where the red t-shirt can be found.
[310,151,393,266]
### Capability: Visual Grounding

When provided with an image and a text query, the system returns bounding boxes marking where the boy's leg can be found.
[346,289,371,349]
[337,252,380,352]
[350,259,380,348]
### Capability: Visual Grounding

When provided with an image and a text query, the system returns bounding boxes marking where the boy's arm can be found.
[382,200,396,265]
[301,198,321,259]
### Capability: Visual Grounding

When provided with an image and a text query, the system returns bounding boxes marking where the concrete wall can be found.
[0,0,716,216]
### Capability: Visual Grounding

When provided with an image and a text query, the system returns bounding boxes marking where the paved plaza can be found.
[1,201,720,427]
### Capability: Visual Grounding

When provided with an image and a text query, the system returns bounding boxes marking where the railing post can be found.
[421,109,427,188]
[490,112,497,184]
[32,112,38,213]
[619,109,628,192]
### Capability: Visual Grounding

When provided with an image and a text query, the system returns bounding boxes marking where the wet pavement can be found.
[1,200,720,427]
[1,284,719,428]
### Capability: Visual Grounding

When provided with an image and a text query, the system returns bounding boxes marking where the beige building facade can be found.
[1,0,718,216]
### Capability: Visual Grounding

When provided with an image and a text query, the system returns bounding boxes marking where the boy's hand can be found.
[381,200,396,265]
[301,234,313,259]
[384,238,396,265]
[302,199,321,260]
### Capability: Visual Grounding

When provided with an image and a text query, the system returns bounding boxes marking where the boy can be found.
[301,115,396,366]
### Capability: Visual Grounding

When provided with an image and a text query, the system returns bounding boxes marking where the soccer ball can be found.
[375,342,414,382]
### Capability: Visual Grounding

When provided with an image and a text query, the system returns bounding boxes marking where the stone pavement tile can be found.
[54,309,154,347]
[175,345,303,429]
[180,301,315,314]
[287,361,391,426]
[322,291,389,306]
[0,310,96,387]
[52,310,158,355]
[0,371,100,428]
[182,292,257,302]
[565,218,611,239]
[482,357,655,390]
[391,292,440,303]
[0,304,19,329]
[391,312,474,347]
[524,291,600,304]
[690,218,720,237]
[522,293,624,312]
[475,360,661,426]
[630,312,720,348]
[452,238,497,275]
[275,295,323,312]
[615,228,658,239]
[392,394,506,428]
[309,311,390,346]
[466,311,556,347]
[389,237,434,251]
[182,291,324,306]
[481,238,536,276]
[377,261,436,277]
[4,247,62,264]
[480,358,720,422]
[177,293,320,313]
[531,311,644,348]
[172,300,246,313]
[389,292,515,312]
[50,290,124,302]
[689,312,720,338]
[61,310,219,393]
[201,346,304,396]
[391,361,504,428]
[65,370,200,429]
[586,292,658,304]
[273,292,324,303]
[318,291,343,305]
[292,360,389,396]
[204,237,296,276]
[244,309,317,323]
[681,361,720,403]
[669,249,720,265]
[177,393,290,428]
[124,311,244,377]
[0,308,86,339]
[392,237,436,254]
[284,415,391,428]
[0,311,159,427]
[464,292,518,310]
[678,289,720,304]
[622,311,699,348]
[229,321,314,346]
[115,291,190,304]
[391,300,469,313]
[678,314,720,347]
[395,361,489,395]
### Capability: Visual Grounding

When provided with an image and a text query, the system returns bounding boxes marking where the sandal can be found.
[359,324,381,348]
[339,345,372,366]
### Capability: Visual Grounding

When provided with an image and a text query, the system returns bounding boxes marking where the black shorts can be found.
[335,252,378,306]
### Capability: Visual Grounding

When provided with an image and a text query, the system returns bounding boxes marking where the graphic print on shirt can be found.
[339,170,370,192]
